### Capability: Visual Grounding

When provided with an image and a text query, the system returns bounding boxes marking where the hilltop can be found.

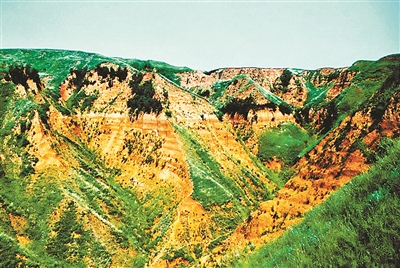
[0,49,399,267]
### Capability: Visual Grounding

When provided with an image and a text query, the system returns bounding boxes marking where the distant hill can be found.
[0,49,399,267]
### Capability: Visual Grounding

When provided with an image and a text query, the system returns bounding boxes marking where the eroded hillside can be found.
[0,49,399,267]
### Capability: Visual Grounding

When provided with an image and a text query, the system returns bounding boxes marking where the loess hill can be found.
[0,49,399,267]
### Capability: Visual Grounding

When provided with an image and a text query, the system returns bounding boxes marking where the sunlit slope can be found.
[0,49,399,267]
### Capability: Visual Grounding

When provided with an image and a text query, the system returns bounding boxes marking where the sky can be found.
[1,0,399,71]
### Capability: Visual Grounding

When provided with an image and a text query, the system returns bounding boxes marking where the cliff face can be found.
[0,49,399,267]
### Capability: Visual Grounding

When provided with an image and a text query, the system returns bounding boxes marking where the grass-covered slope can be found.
[234,138,400,267]
[0,49,191,89]
[258,122,313,166]
[0,49,123,89]
[294,54,400,135]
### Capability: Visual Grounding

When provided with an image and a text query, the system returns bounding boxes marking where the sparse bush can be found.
[163,248,194,263]
[278,102,293,115]
[327,70,339,82]
[127,76,162,119]
[0,236,27,267]
[319,101,338,134]
[221,96,256,120]
[280,69,292,90]
[165,109,172,117]
[143,155,154,164]
[95,65,109,78]
[116,66,128,81]
[47,201,88,264]
[199,89,210,97]
[8,65,41,89]
[64,68,98,113]
[70,68,88,89]
[162,88,169,99]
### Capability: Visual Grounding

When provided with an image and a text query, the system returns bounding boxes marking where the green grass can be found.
[0,69,53,265]
[210,75,252,104]
[258,122,313,166]
[0,129,177,266]
[0,79,15,127]
[60,136,176,252]
[0,49,119,90]
[0,49,192,111]
[348,60,374,72]
[234,137,400,267]
[236,139,285,190]
[123,58,192,85]
[0,49,128,116]
[304,80,333,107]
[210,79,232,101]
[294,54,400,138]
[173,123,248,210]
[172,123,254,252]
[340,55,400,113]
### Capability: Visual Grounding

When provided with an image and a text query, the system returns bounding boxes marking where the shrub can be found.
[47,201,88,264]
[278,102,293,115]
[0,82,15,126]
[95,65,109,78]
[8,65,41,89]
[280,69,292,89]
[127,76,162,119]
[0,236,26,267]
[115,66,128,81]
[165,109,172,117]
[220,96,256,120]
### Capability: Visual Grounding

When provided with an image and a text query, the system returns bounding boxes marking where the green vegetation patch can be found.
[221,96,257,120]
[295,54,400,137]
[303,80,333,107]
[163,247,195,264]
[124,58,192,85]
[258,123,313,166]
[173,124,248,210]
[210,79,232,101]
[339,56,400,115]
[0,49,122,93]
[0,78,15,127]
[7,65,42,90]
[64,68,99,114]
[277,69,293,93]
[127,73,163,119]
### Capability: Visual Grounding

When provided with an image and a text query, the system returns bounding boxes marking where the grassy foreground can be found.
[234,137,400,267]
